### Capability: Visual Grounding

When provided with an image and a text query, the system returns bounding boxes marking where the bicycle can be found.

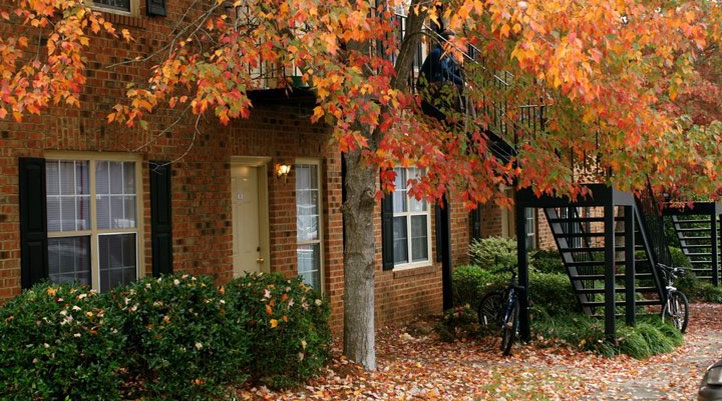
[476,263,524,356]
[657,263,689,333]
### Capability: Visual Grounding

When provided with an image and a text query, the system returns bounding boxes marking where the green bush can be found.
[469,236,519,268]
[529,272,579,316]
[0,282,125,401]
[225,273,331,388]
[451,265,506,308]
[531,248,565,274]
[675,269,703,300]
[106,274,250,400]
[669,247,692,268]
[701,284,722,303]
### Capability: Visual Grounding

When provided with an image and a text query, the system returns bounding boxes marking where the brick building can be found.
[0,0,536,331]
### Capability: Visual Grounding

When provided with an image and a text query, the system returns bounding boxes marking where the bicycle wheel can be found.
[661,290,689,333]
[477,291,504,335]
[501,300,519,356]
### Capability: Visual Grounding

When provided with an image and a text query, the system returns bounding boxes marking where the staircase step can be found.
[683,252,713,257]
[676,227,712,232]
[547,216,624,223]
[581,299,662,307]
[560,246,626,253]
[690,260,713,264]
[674,219,711,224]
[576,286,658,294]
[681,244,713,249]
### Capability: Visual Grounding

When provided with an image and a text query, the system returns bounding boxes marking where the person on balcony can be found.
[417,29,465,121]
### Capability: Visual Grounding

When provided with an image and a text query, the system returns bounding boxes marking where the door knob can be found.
[256,258,265,264]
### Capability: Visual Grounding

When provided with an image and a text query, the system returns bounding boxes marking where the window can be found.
[88,0,138,15]
[46,156,142,292]
[391,167,431,268]
[524,208,536,250]
[296,161,323,290]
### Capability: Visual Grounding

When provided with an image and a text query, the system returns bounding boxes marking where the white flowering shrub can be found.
[225,272,331,389]
[105,273,250,400]
[0,282,125,400]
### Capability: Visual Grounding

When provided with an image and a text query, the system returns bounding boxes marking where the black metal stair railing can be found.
[636,183,672,268]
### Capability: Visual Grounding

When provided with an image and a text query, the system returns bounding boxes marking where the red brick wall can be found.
[0,3,448,332]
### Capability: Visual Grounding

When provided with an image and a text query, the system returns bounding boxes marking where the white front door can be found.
[231,161,269,275]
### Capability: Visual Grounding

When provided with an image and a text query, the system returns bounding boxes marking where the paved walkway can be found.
[578,303,722,400]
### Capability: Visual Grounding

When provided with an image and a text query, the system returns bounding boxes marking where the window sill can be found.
[392,264,436,279]
[98,10,146,28]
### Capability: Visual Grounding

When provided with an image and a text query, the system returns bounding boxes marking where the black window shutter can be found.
[470,204,482,241]
[147,0,166,17]
[150,161,173,276]
[381,192,394,270]
[19,157,48,289]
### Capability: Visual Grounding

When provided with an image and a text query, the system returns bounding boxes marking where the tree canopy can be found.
[3,0,722,370]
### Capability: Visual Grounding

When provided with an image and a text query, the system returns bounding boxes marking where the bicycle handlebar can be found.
[657,263,685,276]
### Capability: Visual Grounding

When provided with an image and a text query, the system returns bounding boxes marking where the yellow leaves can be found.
[47,287,57,297]
[270,319,278,328]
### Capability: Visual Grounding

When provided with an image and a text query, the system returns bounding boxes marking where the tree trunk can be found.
[342,149,378,371]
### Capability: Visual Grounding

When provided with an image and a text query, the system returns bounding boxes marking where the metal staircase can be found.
[664,202,722,285]
[543,204,664,317]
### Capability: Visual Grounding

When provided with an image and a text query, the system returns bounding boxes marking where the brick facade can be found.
[0,1,490,332]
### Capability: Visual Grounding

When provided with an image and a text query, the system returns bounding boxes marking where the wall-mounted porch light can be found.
[275,163,292,183]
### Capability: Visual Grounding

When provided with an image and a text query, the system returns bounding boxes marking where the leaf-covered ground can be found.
[235,303,722,400]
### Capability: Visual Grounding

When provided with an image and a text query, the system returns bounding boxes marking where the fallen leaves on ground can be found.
[235,303,722,400]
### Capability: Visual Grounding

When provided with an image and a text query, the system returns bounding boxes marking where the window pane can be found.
[94,0,131,12]
[46,161,59,196]
[408,196,426,212]
[296,165,310,189]
[99,234,136,292]
[297,243,321,289]
[297,215,319,241]
[109,162,123,194]
[48,236,90,286]
[59,161,76,195]
[76,196,90,230]
[122,196,137,228]
[411,215,428,262]
[392,216,408,264]
[97,195,110,230]
[60,197,77,231]
[96,161,109,194]
[123,163,135,194]
[47,197,61,232]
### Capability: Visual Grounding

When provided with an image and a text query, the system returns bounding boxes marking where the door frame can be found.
[230,156,271,276]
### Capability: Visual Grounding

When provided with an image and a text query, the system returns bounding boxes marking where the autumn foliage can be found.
[0,0,130,121]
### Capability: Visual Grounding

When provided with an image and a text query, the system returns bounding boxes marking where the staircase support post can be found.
[712,214,719,287]
[604,204,616,340]
[624,206,636,327]
[516,202,531,342]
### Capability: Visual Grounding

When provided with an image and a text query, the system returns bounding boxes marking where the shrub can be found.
[701,284,722,303]
[451,265,506,308]
[0,282,125,401]
[669,247,692,268]
[531,248,565,274]
[529,272,580,316]
[106,274,250,400]
[225,273,331,388]
[675,269,703,301]
[468,236,519,268]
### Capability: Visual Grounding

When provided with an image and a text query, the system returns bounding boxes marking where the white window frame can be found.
[87,0,139,16]
[392,167,432,271]
[45,152,144,291]
[295,158,324,292]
